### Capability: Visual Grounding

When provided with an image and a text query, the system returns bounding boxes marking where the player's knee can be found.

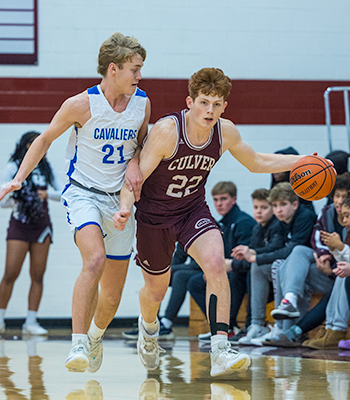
[84,253,106,276]
[105,290,123,308]
[146,288,166,304]
[202,256,226,279]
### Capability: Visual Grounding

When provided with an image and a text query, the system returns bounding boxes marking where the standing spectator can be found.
[0,131,62,335]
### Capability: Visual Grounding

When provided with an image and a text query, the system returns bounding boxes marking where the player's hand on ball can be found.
[0,180,22,201]
[113,209,131,231]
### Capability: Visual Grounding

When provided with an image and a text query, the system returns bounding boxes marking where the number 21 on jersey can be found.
[102,144,125,164]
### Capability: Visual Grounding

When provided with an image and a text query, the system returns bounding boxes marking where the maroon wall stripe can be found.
[0,78,349,124]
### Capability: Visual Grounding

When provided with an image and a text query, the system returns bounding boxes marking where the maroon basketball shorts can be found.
[6,214,53,243]
[135,205,219,275]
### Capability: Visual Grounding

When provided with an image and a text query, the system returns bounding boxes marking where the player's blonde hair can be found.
[188,68,232,101]
[97,32,146,76]
[268,182,298,204]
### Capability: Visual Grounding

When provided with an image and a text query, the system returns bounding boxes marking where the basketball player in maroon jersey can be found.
[113,68,304,377]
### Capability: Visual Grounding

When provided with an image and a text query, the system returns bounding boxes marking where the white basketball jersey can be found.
[64,84,147,192]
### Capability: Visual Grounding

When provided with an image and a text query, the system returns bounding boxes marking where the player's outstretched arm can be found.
[0,93,88,202]
[222,119,304,174]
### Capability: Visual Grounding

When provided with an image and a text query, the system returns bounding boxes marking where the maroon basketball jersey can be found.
[136,109,223,226]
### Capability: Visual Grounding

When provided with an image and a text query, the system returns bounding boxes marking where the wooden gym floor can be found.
[0,327,350,400]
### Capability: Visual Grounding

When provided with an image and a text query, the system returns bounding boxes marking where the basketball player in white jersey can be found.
[0,32,151,373]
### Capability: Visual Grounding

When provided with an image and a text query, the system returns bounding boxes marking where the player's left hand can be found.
[125,158,143,202]
[113,209,131,231]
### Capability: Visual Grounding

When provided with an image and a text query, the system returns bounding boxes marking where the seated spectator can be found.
[264,174,350,347]
[271,147,315,215]
[325,151,350,204]
[325,150,349,175]
[301,199,350,350]
[122,242,201,339]
[227,188,284,342]
[235,182,316,345]
[188,181,256,341]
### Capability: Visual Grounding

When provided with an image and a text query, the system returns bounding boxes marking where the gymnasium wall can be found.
[0,0,349,320]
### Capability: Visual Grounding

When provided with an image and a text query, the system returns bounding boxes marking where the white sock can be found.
[25,310,37,325]
[160,317,172,329]
[211,334,228,352]
[72,333,88,347]
[142,318,159,335]
[0,309,6,325]
[88,318,106,341]
[284,292,298,308]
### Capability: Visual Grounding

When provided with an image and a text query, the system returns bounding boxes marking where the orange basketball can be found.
[289,155,336,201]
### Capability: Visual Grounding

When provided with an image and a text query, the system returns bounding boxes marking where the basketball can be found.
[289,155,336,201]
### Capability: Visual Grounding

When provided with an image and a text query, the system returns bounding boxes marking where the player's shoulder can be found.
[61,90,89,114]
[152,116,177,136]
[220,117,239,133]
[145,117,178,152]
[220,117,241,149]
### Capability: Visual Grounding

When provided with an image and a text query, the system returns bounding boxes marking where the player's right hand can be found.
[113,209,131,231]
[0,180,22,201]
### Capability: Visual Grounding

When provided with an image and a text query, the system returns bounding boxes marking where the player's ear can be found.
[221,101,228,114]
[186,96,193,109]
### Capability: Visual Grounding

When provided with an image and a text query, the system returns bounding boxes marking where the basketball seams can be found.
[292,168,326,191]
[290,156,335,201]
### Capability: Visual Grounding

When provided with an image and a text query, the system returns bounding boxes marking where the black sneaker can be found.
[229,327,248,343]
[271,299,300,320]
[122,327,139,340]
[122,322,175,340]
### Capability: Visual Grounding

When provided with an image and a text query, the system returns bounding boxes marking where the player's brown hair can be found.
[251,188,270,201]
[268,182,298,204]
[97,32,146,77]
[211,181,237,197]
[188,68,232,101]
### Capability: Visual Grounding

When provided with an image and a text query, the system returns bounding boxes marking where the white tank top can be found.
[64,84,147,192]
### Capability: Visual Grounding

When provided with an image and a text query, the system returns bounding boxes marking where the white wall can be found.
[0,0,349,319]
[0,0,349,80]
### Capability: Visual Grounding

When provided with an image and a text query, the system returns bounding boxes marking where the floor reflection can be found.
[0,337,49,400]
[0,332,349,400]
[66,380,103,400]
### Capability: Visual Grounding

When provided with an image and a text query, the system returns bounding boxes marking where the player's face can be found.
[113,54,143,95]
[253,199,273,226]
[186,92,227,128]
[333,189,348,215]
[213,193,236,216]
[271,199,298,223]
[341,204,350,228]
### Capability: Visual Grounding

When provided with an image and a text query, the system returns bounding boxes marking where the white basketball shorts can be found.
[61,183,135,259]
